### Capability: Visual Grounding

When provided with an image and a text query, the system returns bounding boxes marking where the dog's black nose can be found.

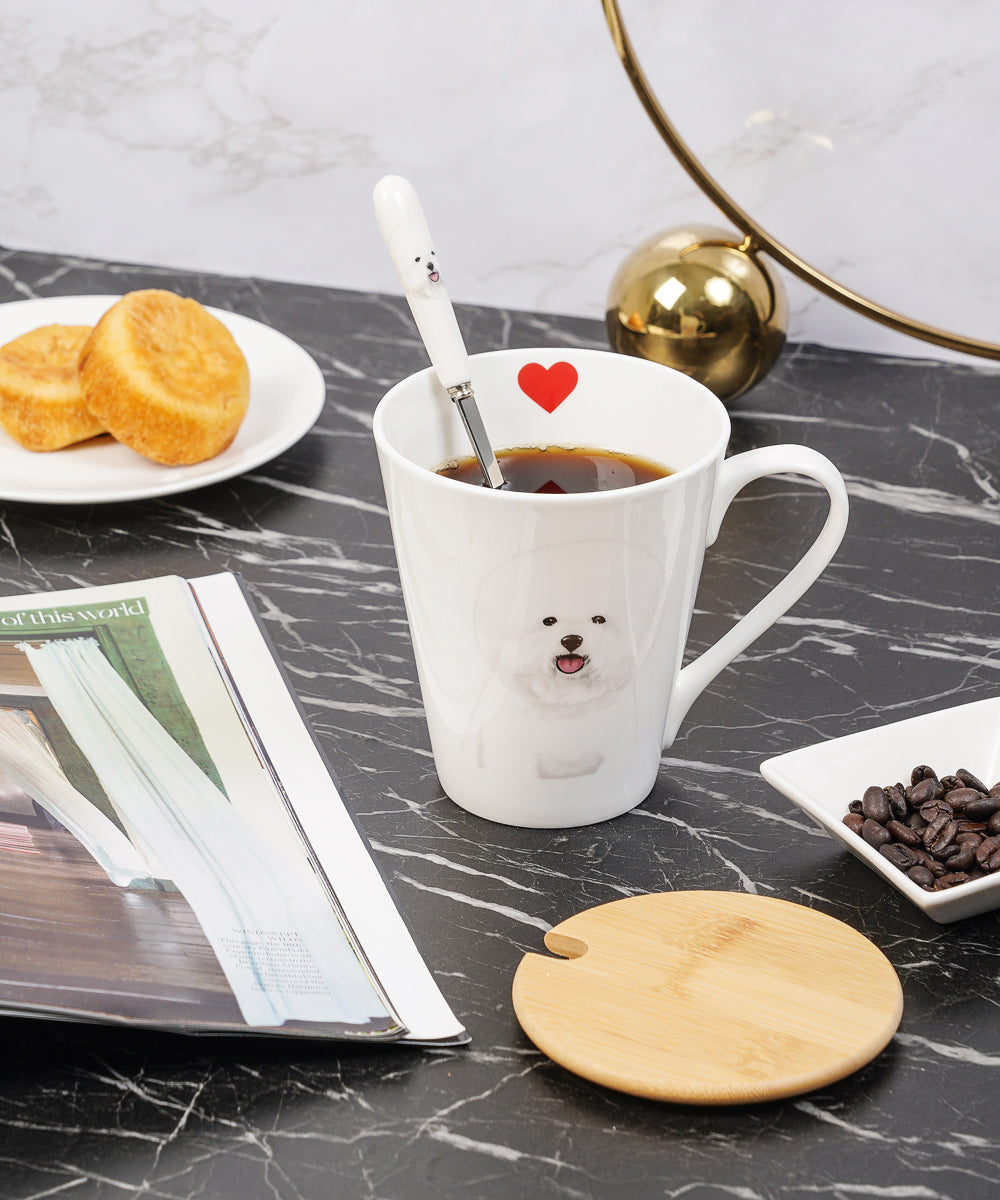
[560,634,583,652]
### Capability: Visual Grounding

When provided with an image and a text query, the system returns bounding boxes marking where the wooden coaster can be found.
[512,891,903,1105]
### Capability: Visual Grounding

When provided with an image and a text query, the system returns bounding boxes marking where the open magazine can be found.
[0,571,467,1044]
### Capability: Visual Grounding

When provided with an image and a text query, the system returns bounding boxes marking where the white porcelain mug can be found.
[373,348,848,828]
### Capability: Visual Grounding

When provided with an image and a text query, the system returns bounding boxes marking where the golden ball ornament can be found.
[605,224,788,403]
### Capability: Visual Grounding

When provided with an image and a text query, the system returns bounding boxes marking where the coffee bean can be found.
[942,787,984,812]
[919,853,948,878]
[954,795,1000,822]
[909,777,943,806]
[885,784,909,820]
[939,775,963,793]
[919,799,953,824]
[975,836,1000,872]
[923,815,958,856]
[862,786,891,824]
[911,764,938,785]
[954,830,983,848]
[886,819,921,846]
[907,864,936,888]
[935,872,973,890]
[880,843,920,870]
[862,818,892,849]
[848,799,864,815]
[942,843,978,872]
[988,811,1000,836]
[956,820,987,834]
[843,812,865,835]
[957,768,988,794]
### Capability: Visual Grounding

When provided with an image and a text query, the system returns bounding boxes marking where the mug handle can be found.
[663,444,849,749]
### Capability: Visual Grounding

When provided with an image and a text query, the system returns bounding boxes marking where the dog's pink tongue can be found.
[556,654,585,674]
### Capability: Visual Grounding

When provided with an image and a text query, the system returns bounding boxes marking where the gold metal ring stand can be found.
[602,0,1000,379]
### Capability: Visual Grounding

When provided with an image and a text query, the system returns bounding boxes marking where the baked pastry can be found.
[0,324,104,451]
[78,290,250,465]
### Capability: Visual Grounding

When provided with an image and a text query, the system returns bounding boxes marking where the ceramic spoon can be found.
[373,175,506,490]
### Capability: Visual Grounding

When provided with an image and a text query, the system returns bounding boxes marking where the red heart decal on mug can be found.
[517,361,579,413]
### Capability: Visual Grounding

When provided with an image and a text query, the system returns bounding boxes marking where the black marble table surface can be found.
[0,246,999,1200]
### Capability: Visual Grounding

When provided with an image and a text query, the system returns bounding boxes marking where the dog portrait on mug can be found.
[471,539,667,780]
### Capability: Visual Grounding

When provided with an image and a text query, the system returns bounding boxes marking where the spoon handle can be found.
[373,174,471,390]
[374,175,507,490]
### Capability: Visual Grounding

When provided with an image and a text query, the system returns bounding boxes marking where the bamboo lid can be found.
[512,891,903,1105]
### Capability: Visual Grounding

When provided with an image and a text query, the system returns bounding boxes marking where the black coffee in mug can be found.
[437,445,672,494]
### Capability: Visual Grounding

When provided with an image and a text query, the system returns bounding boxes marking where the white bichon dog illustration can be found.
[495,603,634,712]
[471,540,666,779]
[399,245,441,297]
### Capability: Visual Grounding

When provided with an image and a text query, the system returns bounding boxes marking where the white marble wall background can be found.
[0,0,995,365]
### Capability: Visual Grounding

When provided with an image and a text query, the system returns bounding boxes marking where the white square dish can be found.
[760,698,1000,923]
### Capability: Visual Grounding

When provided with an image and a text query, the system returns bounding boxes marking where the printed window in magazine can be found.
[0,581,399,1036]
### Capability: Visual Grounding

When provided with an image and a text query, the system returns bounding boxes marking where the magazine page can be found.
[0,574,428,1038]
[188,572,467,1045]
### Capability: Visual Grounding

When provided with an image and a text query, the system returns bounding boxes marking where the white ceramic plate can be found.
[0,295,325,504]
[761,698,1000,923]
